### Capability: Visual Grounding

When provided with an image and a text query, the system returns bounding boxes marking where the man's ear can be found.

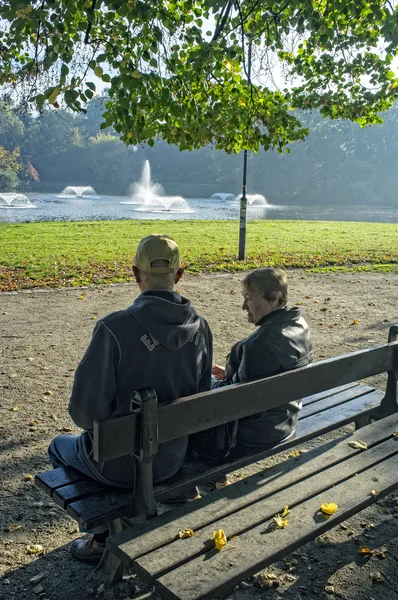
[132,265,141,284]
[174,267,184,285]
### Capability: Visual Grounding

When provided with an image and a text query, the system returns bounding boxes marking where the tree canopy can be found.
[1,0,398,152]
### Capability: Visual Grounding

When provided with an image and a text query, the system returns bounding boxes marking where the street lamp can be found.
[238,34,253,261]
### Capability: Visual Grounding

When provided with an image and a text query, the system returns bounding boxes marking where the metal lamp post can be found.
[238,34,253,261]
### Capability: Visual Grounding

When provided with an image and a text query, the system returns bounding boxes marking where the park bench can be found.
[35,324,398,599]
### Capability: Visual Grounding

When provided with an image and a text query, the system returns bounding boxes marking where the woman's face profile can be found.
[241,285,276,325]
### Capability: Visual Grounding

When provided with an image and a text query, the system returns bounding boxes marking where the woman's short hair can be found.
[242,268,288,307]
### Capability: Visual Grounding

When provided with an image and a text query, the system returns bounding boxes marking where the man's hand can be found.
[212,364,226,380]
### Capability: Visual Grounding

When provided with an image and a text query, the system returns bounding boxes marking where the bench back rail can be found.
[94,329,398,464]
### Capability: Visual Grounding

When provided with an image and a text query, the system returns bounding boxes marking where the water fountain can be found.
[210,193,236,202]
[58,186,98,198]
[121,161,194,213]
[235,193,268,206]
[0,193,37,208]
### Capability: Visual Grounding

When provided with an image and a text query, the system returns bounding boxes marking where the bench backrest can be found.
[93,326,398,463]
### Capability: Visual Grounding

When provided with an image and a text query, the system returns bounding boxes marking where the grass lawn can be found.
[1,219,397,291]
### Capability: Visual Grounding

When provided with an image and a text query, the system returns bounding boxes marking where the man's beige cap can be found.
[133,234,181,273]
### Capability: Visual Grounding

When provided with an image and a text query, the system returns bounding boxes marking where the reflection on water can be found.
[0,193,397,223]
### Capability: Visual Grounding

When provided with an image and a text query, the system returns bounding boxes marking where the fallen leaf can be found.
[359,546,373,555]
[9,406,20,412]
[258,573,280,588]
[91,315,97,320]
[289,450,300,458]
[348,440,368,450]
[370,571,385,583]
[295,301,302,305]
[320,503,338,515]
[79,293,86,300]
[392,431,398,437]
[26,544,43,555]
[281,506,290,518]
[375,551,387,559]
[49,413,57,420]
[8,524,23,532]
[370,489,380,496]
[24,474,34,481]
[352,319,360,325]
[176,529,194,539]
[325,585,335,593]
[230,290,236,295]
[213,529,227,550]
[273,515,289,528]
[61,427,73,433]
[28,421,37,426]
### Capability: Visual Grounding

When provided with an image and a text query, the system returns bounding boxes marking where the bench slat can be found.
[108,412,398,569]
[155,441,398,600]
[53,479,108,509]
[35,466,87,496]
[67,488,134,530]
[299,384,374,418]
[300,382,360,406]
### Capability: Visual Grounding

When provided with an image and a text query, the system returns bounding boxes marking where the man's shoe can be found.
[70,534,106,564]
[161,486,201,506]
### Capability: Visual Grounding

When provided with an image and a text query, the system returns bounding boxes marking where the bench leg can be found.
[95,519,125,584]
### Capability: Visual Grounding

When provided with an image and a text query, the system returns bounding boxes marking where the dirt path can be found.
[1,271,398,600]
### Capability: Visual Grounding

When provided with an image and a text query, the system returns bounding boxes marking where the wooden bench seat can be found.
[105,413,398,600]
[35,381,383,530]
[34,324,398,594]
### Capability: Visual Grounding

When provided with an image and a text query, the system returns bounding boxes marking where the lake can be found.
[1,192,398,223]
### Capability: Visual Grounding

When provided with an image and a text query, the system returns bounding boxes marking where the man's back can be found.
[69,290,212,487]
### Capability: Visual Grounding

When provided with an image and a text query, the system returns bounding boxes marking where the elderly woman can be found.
[190,267,313,461]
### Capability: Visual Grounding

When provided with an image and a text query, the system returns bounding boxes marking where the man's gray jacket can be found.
[214,307,313,449]
[68,290,212,487]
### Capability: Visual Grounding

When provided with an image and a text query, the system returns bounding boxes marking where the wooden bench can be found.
[35,324,398,597]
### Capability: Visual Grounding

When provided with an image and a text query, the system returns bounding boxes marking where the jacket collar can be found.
[256,306,300,327]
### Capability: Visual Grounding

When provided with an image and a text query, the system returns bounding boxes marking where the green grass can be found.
[1,219,397,291]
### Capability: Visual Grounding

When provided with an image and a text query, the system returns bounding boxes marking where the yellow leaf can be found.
[281,506,290,517]
[359,546,373,554]
[213,529,227,550]
[24,474,34,481]
[176,528,194,539]
[79,292,86,300]
[26,544,43,555]
[370,489,380,496]
[352,319,360,325]
[289,450,300,458]
[44,390,53,396]
[10,406,20,412]
[348,440,368,450]
[8,524,23,532]
[273,515,288,528]
[392,431,398,437]
[320,503,338,515]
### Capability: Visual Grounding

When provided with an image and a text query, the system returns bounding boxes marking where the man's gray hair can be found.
[139,259,175,291]
[242,268,288,307]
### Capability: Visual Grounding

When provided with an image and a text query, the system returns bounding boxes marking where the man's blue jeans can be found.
[48,434,109,533]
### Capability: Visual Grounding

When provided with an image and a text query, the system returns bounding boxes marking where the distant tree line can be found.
[1,97,397,206]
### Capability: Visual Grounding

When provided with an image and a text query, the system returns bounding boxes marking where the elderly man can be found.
[48,234,213,563]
